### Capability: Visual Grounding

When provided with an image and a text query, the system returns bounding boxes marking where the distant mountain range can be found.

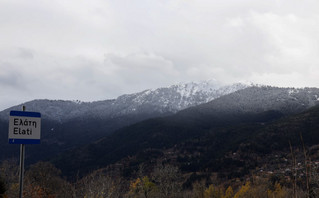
[0,81,248,162]
[51,85,319,177]
[0,81,248,122]
[2,81,319,180]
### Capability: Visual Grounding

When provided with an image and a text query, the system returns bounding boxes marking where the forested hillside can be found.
[53,86,319,178]
[2,100,319,197]
[2,86,319,197]
[0,82,247,164]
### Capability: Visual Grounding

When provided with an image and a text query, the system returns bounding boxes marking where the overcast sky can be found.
[1,0,319,110]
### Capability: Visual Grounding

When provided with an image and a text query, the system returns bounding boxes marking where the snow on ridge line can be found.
[0,81,250,121]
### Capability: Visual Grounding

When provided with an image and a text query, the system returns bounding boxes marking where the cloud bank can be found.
[1,0,319,110]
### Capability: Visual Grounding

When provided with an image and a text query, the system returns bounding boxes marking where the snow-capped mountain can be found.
[2,82,319,166]
[185,85,319,116]
[113,81,248,116]
[0,81,249,122]
[52,86,319,177]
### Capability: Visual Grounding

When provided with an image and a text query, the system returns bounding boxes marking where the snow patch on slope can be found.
[0,80,249,122]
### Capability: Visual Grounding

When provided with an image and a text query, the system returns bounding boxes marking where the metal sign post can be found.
[19,106,26,198]
[8,106,41,198]
[19,142,25,198]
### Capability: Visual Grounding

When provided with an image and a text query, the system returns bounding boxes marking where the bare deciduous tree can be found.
[24,161,74,198]
[152,164,182,198]
[0,159,19,197]
[76,169,122,198]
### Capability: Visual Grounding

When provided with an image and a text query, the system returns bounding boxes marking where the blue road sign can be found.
[8,111,41,144]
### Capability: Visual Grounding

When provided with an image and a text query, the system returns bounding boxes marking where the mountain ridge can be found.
[52,85,319,177]
[0,81,249,122]
[0,81,249,163]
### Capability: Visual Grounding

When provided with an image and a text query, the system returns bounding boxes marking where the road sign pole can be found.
[18,105,26,198]
[19,144,25,198]
[8,106,41,197]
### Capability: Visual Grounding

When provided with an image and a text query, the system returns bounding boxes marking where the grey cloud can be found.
[1,0,319,110]
[0,62,26,89]
[17,48,34,60]
[103,52,181,91]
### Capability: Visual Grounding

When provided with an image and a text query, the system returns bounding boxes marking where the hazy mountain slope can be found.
[178,86,319,120]
[175,104,319,179]
[0,81,248,163]
[53,86,319,177]
[0,81,247,122]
